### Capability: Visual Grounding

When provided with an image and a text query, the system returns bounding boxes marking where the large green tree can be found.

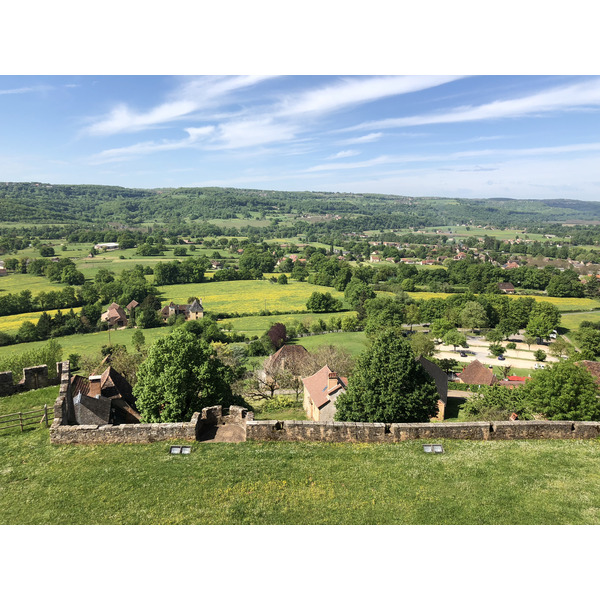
[133,329,241,422]
[460,301,488,331]
[524,360,600,420]
[335,329,439,423]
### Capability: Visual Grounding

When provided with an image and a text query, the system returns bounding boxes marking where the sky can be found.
[1,74,600,201]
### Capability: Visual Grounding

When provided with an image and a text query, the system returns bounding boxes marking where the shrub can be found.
[534,349,547,362]
[506,342,517,350]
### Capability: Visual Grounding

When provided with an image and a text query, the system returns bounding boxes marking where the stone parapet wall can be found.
[0,364,59,398]
[50,413,200,444]
[247,419,600,442]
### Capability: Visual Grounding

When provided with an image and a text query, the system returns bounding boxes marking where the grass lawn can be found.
[290,331,368,356]
[157,279,347,314]
[0,326,173,362]
[559,311,600,332]
[1,428,600,524]
[0,273,65,296]
[220,311,357,334]
[0,385,59,420]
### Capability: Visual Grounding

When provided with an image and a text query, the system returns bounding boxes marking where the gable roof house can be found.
[458,359,497,386]
[70,366,140,425]
[265,344,309,373]
[497,282,516,294]
[101,303,128,328]
[302,365,348,422]
[160,299,204,322]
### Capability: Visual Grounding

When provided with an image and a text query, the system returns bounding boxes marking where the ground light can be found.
[169,446,192,454]
[423,444,444,454]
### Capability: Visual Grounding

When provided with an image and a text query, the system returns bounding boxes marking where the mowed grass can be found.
[0,273,65,296]
[1,429,600,524]
[0,386,59,422]
[157,279,347,314]
[0,309,63,333]
[221,311,358,334]
[291,331,368,356]
[559,311,600,331]
[0,326,173,362]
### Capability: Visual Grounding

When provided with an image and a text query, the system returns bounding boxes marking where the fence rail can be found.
[0,404,52,432]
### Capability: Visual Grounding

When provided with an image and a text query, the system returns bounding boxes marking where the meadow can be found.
[1,427,599,524]
[157,279,347,314]
[0,308,63,333]
[291,331,368,356]
[0,273,65,296]
[559,311,600,331]
[220,311,358,335]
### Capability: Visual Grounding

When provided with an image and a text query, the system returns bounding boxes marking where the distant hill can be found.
[1,181,600,229]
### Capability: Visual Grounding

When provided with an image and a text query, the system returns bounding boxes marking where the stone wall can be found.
[246,419,600,442]
[0,363,60,398]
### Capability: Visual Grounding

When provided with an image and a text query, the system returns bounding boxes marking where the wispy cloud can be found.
[84,76,279,136]
[343,77,600,131]
[339,132,383,145]
[276,76,463,117]
[0,85,52,96]
[327,150,360,159]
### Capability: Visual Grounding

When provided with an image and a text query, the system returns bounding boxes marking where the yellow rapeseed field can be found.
[158,279,346,314]
[0,309,62,333]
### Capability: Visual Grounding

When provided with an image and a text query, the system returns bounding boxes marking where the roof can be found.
[188,299,203,313]
[302,365,347,409]
[126,300,139,311]
[266,344,309,371]
[498,282,515,290]
[459,360,497,385]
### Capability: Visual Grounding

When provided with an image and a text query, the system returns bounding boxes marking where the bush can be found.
[489,343,504,357]
[506,342,517,350]
[259,395,299,413]
[534,349,547,362]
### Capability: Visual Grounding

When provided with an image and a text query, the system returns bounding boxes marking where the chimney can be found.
[327,372,338,391]
[89,374,102,398]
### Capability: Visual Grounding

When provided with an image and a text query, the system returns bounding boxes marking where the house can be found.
[126,299,139,314]
[497,282,516,294]
[302,365,348,422]
[70,367,140,425]
[160,299,204,322]
[458,360,497,386]
[417,356,448,420]
[370,254,381,263]
[101,303,128,328]
[503,261,520,269]
[454,252,467,260]
[94,242,119,251]
[265,344,309,373]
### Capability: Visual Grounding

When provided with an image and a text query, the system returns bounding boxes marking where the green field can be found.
[157,279,347,314]
[0,308,64,333]
[220,311,358,334]
[1,427,599,524]
[559,311,600,331]
[291,331,368,356]
[0,326,173,362]
[0,386,59,421]
[0,273,65,296]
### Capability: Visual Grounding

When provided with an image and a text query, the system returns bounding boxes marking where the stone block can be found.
[572,422,600,439]
[491,421,574,440]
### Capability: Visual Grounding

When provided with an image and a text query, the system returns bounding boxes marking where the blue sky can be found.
[1,75,600,201]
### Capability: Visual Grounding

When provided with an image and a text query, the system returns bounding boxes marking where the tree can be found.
[430,318,454,341]
[137,307,162,329]
[460,301,488,331]
[344,277,375,316]
[364,296,406,337]
[405,303,421,331]
[133,329,241,422]
[548,337,571,359]
[525,361,600,420]
[534,349,547,362]
[443,329,467,351]
[131,329,146,352]
[523,335,536,350]
[267,323,287,350]
[306,291,342,312]
[408,332,436,358]
[489,343,505,357]
[277,273,288,285]
[335,329,439,423]
[497,318,519,340]
[526,315,555,341]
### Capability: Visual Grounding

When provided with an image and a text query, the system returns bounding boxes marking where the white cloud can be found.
[277,75,462,117]
[339,132,382,144]
[83,76,279,136]
[344,77,600,131]
[327,150,360,159]
[0,85,52,95]
[213,118,298,149]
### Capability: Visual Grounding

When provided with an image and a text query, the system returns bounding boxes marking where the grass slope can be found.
[1,430,599,524]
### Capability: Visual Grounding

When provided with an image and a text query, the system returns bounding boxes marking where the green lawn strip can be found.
[289,331,368,356]
[0,326,173,362]
[220,311,357,335]
[1,431,599,524]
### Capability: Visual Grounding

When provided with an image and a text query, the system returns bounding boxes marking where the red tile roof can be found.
[302,365,347,409]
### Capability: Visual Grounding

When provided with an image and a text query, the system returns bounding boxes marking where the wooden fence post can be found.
[19,412,23,432]
[44,404,49,427]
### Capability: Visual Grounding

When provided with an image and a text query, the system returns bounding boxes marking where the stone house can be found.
[497,282,516,294]
[265,344,309,373]
[160,299,204,322]
[101,302,128,328]
[70,366,140,425]
[302,365,348,422]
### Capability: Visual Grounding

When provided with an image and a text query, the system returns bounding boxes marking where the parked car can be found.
[459,351,467,357]
[498,355,505,361]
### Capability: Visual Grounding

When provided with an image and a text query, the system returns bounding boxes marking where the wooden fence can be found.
[0,404,53,433]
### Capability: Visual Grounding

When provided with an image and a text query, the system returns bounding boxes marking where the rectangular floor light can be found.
[423,444,444,453]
